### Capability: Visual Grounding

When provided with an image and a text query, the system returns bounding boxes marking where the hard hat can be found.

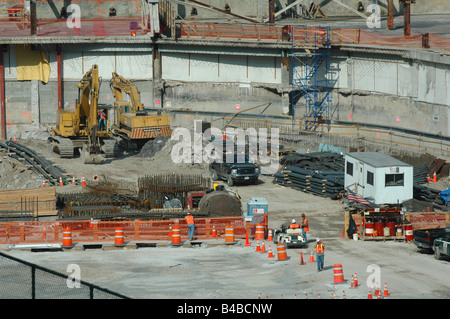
[292,219,296,224]
[316,238,320,242]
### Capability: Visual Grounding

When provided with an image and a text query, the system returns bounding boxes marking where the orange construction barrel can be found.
[405,224,413,241]
[62,227,73,248]
[255,224,265,240]
[276,243,288,261]
[333,264,345,283]
[172,225,181,245]
[114,227,125,247]
[225,225,235,244]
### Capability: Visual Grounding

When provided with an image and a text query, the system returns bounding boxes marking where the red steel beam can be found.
[387,0,394,31]
[0,45,5,140]
[57,46,62,110]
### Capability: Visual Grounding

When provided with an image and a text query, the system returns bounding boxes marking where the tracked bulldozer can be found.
[109,72,171,150]
[48,65,119,164]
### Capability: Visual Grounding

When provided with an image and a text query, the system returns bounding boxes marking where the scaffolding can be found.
[291,26,332,131]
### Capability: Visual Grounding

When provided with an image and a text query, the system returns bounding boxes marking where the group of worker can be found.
[184,211,325,272]
[289,214,325,272]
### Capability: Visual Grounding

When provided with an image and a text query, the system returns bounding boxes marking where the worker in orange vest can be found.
[185,210,195,241]
[315,238,325,272]
[98,110,107,131]
[300,214,309,243]
[289,219,300,229]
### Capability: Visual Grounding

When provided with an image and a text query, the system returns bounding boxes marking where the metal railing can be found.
[0,251,129,299]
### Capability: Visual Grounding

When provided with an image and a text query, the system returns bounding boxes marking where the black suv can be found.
[210,153,260,186]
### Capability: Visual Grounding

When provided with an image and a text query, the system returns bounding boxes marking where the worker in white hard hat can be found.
[289,219,299,229]
[315,238,325,272]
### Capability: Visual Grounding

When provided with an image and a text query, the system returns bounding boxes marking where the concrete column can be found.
[152,44,163,108]
[31,80,40,124]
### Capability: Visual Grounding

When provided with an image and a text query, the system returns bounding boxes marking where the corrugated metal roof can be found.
[345,152,411,168]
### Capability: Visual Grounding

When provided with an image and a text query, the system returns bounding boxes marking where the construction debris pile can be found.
[273,152,345,199]
[137,135,170,158]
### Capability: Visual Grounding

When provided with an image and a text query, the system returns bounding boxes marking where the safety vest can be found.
[100,111,106,119]
[289,223,299,229]
[185,214,194,225]
[316,243,324,254]
[301,218,309,232]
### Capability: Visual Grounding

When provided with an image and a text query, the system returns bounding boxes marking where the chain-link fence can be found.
[0,252,129,299]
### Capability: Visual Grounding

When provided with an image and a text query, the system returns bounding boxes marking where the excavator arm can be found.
[110,72,144,112]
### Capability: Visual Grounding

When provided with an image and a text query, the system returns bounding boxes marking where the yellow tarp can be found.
[16,44,50,83]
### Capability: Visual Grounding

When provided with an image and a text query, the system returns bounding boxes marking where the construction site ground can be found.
[1,137,450,301]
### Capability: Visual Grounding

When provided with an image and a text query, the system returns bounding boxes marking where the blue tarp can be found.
[439,189,450,204]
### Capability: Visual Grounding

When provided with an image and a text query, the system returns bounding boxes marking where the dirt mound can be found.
[137,136,171,158]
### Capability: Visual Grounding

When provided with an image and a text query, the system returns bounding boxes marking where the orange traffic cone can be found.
[433,172,437,183]
[350,275,355,289]
[300,252,305,265]
[212,225,217,238]
[354,273,359,287]
[255,240,261,252]
[383,282,390,297]
[368,290,373,299]
[244,232,251,247]
[374,283,381,296]
[267,245,274,258]
[427,174,431,183]
[13,134,17,143]
[267,229,273,241]
[89,217,94,228]
[71,176,76,186]
[261,241,266,253]
[309,249,315,262]
[81,175,86,186]
[59,176,64,186]
[42,178,46,188]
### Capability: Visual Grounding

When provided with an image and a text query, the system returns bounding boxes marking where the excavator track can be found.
[102,138,120,158]
[47,136,75,158]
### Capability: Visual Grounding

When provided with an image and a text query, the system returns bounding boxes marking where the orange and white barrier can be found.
[171,225,181,245]
[333,264,344,283]
[276,243,287,261]
[62,227,73,248]
[114,227,125,247]
[255,224,265,240]
[225,225,235,244]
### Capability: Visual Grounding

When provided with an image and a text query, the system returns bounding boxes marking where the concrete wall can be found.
[2,42,450,140]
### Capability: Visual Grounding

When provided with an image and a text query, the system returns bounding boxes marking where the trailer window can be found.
[385,173,404,186]
[367,171,374,186]
[346,161,353,176]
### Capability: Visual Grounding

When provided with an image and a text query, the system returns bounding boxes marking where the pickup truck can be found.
[413,228,449,251]
[210,153,260,186]
[433,234,450,260]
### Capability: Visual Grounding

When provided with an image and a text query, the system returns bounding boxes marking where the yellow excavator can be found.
[109,72,171,149]
[48,64,119,164]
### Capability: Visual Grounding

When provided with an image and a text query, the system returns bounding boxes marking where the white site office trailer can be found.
[344,152,413,205]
